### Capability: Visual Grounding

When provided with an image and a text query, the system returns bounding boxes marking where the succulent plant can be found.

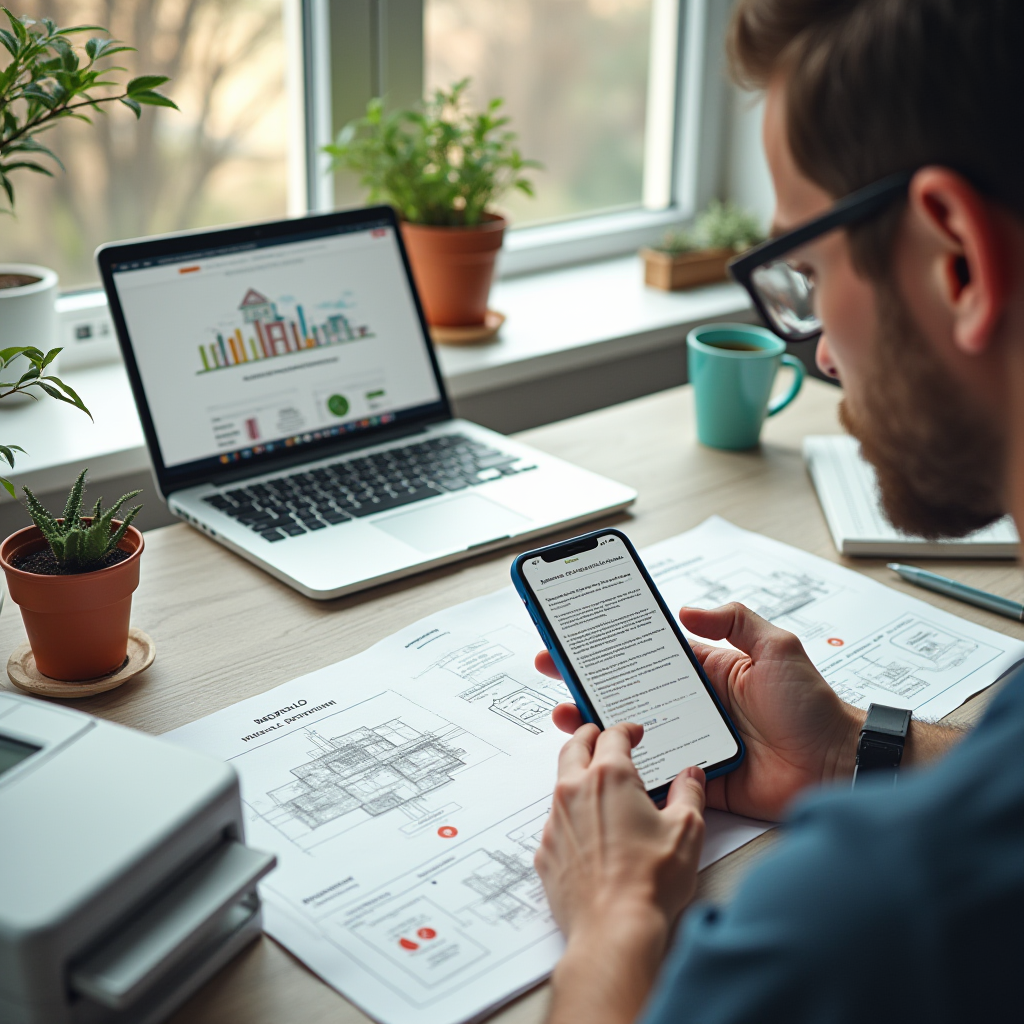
[23,469,141,572]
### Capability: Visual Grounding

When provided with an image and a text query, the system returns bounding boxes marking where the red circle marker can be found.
[417,927,437,940]
[827,637,844,647]
[399,938,419,951]
[437,825,458,838]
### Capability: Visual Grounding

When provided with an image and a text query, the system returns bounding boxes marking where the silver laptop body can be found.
[98,206,635,599]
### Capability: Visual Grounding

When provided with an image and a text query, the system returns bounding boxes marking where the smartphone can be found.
[511,528,744,802]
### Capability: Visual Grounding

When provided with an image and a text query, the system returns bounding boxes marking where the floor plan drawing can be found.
[331,798,559,1004]
[820,614,1000,709]
[462,849,546,928]
[241,691,504,851]
[168,520,1023,1024]
[458,673,562,734]
[648,548,843,633]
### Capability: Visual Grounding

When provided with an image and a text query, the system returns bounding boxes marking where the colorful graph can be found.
[197,288,374,374]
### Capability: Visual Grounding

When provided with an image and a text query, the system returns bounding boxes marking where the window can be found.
[1,0,730,288]
[0,0,294,288]
[425,0,655,228]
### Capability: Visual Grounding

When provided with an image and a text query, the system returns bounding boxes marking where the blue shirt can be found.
[641,670,1024,1023]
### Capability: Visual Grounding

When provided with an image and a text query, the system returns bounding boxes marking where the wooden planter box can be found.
[640,246,734,291]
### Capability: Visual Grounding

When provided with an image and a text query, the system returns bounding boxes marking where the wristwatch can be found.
[853,703,911,788]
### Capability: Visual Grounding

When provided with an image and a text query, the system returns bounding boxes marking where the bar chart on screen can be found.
[197,287,376,373]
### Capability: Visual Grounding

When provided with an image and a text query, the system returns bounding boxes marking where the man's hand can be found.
[538,602,864,822]
[538,720,706,1024]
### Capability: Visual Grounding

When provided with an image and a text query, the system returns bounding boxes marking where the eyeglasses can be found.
[728,171,913,343]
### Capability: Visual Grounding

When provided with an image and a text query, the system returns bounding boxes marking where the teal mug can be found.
[686,323,805,450]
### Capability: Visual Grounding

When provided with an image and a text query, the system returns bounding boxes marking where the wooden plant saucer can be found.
[6,628,156,699]
[429,309,505,346]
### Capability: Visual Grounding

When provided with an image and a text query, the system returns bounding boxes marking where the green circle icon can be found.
[327,394,350,417]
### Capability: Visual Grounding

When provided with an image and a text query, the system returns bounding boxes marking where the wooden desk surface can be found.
[4,379,1020,1024]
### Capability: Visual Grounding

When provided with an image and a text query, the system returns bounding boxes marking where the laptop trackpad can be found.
[372,494,531,554]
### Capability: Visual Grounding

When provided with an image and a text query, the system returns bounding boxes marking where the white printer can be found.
[0,691,276,1024]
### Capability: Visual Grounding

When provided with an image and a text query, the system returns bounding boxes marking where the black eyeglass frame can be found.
[727,170,914,343]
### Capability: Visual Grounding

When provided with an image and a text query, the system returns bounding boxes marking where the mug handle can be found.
[766,353,806,416]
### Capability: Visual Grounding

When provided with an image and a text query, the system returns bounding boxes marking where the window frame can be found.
[302,0,734,278]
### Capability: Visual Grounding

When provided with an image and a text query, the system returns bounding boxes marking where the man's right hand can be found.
[538,603,866,822]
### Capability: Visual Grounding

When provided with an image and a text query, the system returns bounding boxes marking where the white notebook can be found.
[803,434,1019,558]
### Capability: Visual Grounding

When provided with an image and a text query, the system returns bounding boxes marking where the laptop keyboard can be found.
[202,433,537,542]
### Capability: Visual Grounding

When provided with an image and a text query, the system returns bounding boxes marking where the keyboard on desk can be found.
[202,433,536,542]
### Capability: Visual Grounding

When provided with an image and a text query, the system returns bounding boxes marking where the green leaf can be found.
[119,96,141,118]
[0,476,14,499]
[41,376,92,419]
[126,74,169,92]
[63,468,86,523]
[130,90,178,110]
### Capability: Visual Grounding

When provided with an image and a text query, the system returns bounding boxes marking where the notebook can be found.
[803,434,1019,558]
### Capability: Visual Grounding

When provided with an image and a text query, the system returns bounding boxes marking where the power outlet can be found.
[55,290,120,369]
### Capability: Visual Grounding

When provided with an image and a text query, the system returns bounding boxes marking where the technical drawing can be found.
[649,550,843,626]
[241,691,503,850]
[506,810,548,854]
[889,621,977,670]
[461,849,546,928]
[821,615,999,708]
[458,673,561,734]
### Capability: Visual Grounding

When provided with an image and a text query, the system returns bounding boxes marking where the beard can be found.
[838,281,1006,539]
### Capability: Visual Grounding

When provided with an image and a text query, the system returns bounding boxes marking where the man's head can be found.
[728,0,1024,538]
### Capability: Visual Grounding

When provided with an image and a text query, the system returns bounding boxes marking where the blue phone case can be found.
[511,528,745,796]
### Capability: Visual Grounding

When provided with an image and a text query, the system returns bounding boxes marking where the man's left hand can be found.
[537,721,706,1024]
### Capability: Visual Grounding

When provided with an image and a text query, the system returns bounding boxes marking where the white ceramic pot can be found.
[0,264,59,403]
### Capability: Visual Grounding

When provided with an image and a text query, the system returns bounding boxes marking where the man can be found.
[532,2,1023,1021]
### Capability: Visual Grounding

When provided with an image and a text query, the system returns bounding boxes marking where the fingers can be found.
[535,651,562,679]
[666,765,706,817]
[590,722,645,768]
[552,702,584,734]
[557,722,599,777]
[679,603,786,657]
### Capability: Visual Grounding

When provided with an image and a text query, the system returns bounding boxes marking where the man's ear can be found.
[908,167,1010,355]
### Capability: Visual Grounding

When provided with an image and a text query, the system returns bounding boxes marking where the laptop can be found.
[97,206,636,599]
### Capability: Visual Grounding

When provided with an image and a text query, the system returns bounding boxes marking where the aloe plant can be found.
[22,469,141,572]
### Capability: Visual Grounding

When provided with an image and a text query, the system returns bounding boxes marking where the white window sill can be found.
[0,255,750,500]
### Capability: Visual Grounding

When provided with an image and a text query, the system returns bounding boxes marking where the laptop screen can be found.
[106,212,446,485]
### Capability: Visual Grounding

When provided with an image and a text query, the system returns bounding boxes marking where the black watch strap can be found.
[853,704,911,788]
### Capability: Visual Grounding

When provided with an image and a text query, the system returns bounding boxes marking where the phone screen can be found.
[520,532,739,791]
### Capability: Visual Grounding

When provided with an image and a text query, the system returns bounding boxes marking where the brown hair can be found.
[727,0,1024,275]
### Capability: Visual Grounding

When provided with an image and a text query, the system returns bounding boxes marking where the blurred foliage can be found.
[658,200,765,255]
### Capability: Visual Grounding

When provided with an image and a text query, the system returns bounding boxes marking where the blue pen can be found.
[887,563,1024,623]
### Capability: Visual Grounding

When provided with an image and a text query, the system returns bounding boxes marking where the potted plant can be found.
[0,9,177,352]
[0,469,142,680]
[324,78,540,333]
[641,200,765,291]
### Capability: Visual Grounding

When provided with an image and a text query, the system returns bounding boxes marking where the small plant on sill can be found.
[658,200,765,255]
[21,469,141,574]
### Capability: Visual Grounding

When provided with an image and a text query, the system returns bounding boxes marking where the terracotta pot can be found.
[400,214,506,327]
[0,522,144,681]
[640,246,734,291]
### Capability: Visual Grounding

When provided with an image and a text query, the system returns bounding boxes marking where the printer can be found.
[0,691,276,1024]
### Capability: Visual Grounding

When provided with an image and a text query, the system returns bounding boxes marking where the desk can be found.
[2,378,1020,1024]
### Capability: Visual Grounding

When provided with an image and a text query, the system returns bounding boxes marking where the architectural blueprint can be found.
[167,584,769,1024]
[166,517,1022,1024]
[645,517,1024,721]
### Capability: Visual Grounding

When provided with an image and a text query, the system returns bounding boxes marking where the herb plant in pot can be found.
[0,470,143,681]
[324,79,540,337]
[641,201,765,291]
